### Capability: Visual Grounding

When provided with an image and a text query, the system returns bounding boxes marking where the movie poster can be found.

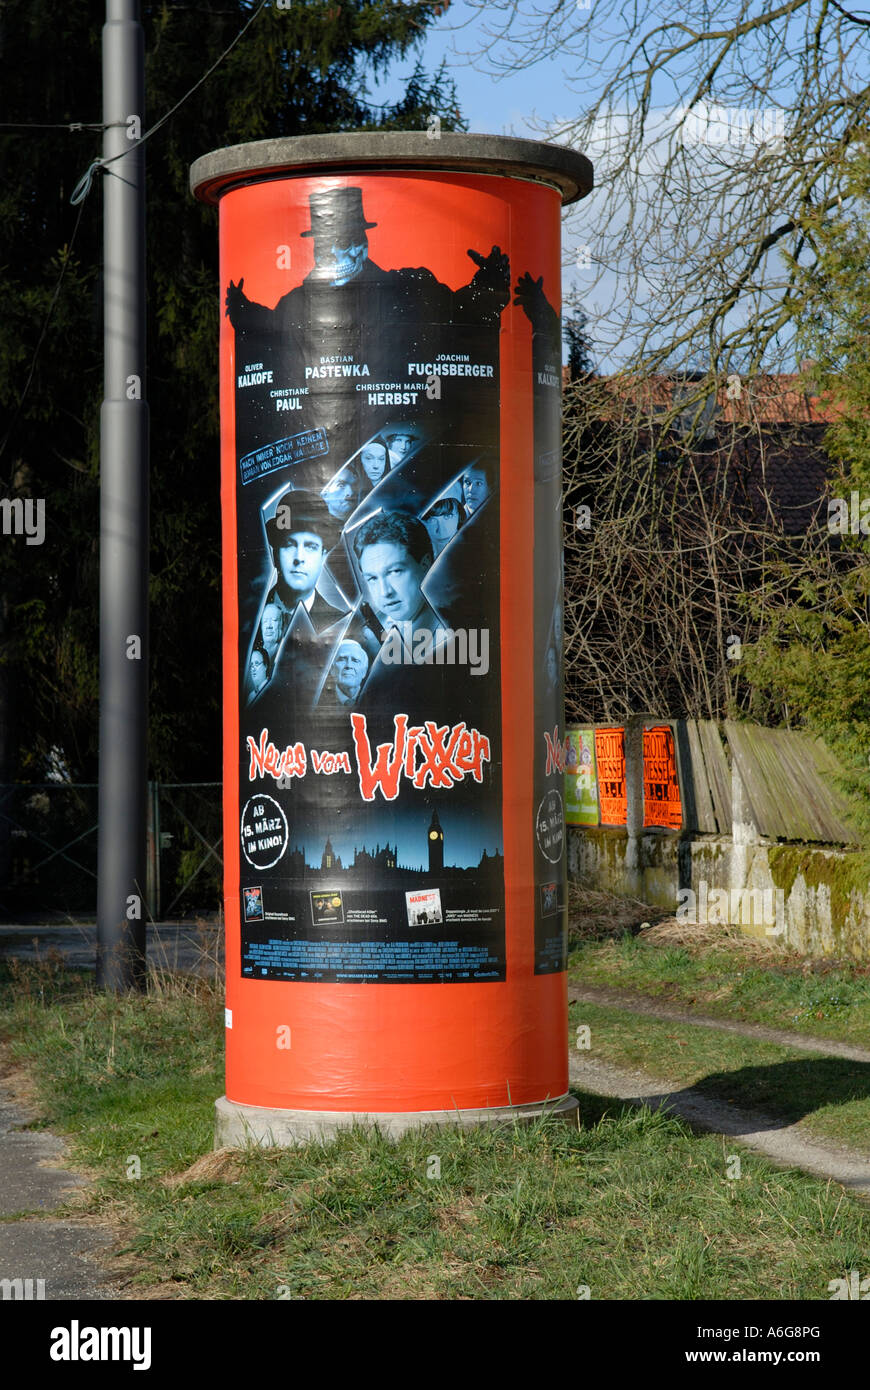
[520,277,568,975]
[226,181,508,983]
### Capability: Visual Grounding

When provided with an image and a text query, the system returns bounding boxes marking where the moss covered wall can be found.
[568,828,870,960]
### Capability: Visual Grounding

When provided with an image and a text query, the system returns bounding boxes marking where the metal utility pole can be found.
[96,0,148,990]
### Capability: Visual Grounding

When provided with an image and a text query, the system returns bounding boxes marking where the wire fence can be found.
[0,783,222,921]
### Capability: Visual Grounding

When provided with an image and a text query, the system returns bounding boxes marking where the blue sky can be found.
[367,1,597,356]
[362,3,835,373]
[368,0,573,138]
[364,3,641,367]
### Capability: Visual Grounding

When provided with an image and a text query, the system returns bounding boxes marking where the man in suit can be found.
[325,639,370,708]
[352,509,439,644]
[349,509,471,720]
[263,489,346,632]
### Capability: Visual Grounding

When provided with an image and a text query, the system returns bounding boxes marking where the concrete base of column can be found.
[215,1092,579,1149]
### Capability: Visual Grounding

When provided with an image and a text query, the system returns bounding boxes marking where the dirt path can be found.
[568,983,870,1063]
[569,1053,870,1194]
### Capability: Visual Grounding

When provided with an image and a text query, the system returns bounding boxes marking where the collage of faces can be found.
[243,425,495,711]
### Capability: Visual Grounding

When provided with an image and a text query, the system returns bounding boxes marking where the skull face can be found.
[314,239,369,285]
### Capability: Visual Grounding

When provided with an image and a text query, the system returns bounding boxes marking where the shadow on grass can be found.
[569,1088,641,1127]
[676,1056,870,1131]
[574,1057,870,1139]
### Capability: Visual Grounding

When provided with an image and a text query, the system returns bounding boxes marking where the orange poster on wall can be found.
[643,725,682,829]
[594,727,627,825]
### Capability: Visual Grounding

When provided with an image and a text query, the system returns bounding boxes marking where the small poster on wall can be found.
[595,727,627,826]
[565,728,599,825]
[643,725,682,829]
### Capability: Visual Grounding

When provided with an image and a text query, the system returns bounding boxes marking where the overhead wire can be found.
[71,0,270,205]
[0,122,107,131]
[1,0,271,466]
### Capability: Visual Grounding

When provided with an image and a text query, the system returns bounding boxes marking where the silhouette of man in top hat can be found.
[225,185,510,334]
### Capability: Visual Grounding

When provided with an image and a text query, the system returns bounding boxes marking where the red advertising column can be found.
[190,134,592,1144]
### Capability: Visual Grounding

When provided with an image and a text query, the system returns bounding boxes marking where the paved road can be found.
[568,981,870,1195]
[0,1088,121,1300]
[0,919,222,975]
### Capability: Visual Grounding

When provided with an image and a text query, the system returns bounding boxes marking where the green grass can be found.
[1,954,869,1300]
[568,928,870,1048]
[569,1000,870,1156]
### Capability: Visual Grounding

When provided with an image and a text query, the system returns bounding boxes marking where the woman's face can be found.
[390,434,413,460]
[361,444,387,484]
[250,650,268,687]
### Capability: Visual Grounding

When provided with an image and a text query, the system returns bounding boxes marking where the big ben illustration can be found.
[427,808,444,874]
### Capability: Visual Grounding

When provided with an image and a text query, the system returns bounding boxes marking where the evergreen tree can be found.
[563,312,594,380]
[740,137,870,827]
[0,0,462,782]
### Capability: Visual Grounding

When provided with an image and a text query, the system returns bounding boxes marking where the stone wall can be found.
[567,716,870,959]
[568,826,870,960]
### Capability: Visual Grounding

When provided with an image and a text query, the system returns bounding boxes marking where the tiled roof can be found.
[563,371,844,424]
[563,374,848,534]
[688,433,831,535]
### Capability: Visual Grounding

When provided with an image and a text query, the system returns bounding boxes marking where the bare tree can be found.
[439,2,870,733]
[561,370,848,724]
[459,0,870,379]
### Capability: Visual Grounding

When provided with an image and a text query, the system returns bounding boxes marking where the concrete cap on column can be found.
[191,131,593,206]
